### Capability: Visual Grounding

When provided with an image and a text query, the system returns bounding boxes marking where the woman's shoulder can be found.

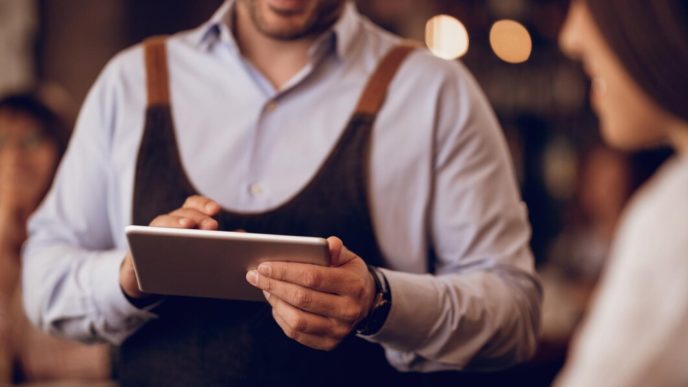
[629,156,688,222]
[612,156,688,266]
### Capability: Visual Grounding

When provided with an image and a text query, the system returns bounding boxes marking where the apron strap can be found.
[354,43,418,116]
[144,36,171,107]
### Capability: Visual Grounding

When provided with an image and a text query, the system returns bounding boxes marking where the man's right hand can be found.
[119,195,221,300]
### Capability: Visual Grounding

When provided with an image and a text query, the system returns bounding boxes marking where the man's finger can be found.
[271,307,342,351]
[150,214,194,228]
[247,271,355,320]
[182,195,220,215]
[267,293,350,338]
[256,261,353,293]
[326,237,358,267]
[168,208,218,230]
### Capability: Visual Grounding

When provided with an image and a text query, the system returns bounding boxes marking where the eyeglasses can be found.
[0,130,47,151]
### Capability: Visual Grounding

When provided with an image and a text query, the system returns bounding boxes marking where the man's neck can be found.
[233,5,320,91]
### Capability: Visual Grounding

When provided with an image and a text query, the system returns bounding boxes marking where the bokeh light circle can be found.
[490,19,532,64]
[425,15,470,60]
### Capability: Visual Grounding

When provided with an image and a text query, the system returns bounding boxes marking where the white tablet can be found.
[125,225,330,302]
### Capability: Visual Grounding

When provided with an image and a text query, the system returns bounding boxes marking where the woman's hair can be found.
[584,0,688,121]
[0,92,70,158]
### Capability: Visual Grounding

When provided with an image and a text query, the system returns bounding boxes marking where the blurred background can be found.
[0,0,672,385]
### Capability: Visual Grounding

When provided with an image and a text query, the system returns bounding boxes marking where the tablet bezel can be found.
[125,225,330,302]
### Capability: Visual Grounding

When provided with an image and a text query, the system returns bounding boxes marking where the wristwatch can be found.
[355,265,392,336]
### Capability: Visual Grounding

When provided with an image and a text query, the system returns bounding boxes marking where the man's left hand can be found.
[246,237,376,351]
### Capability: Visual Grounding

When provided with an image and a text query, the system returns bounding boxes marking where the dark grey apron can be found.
[117,36,418,387]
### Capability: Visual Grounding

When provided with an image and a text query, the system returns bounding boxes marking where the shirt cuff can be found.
[87,249,158,344]
[357,268,438,352]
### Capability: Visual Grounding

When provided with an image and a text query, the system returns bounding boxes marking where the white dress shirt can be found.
[22,1,541,372]
[556,155,688,387]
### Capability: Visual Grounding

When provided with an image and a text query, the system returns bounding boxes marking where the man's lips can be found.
[266,0,309,14]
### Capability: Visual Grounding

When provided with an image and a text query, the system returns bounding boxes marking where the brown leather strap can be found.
[144,36,170,106]
[355,43,417,115]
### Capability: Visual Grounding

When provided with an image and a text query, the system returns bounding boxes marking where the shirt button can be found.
[265,100,278,112]
[249,183,263,196]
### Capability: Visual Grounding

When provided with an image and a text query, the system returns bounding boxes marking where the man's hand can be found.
[119,195,221,299]
[0,149,39,251]
[246,237,377,351]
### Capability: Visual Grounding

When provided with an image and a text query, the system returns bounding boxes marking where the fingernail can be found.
[206,202,218,213]
[246,270,258,285]
[178,218,190,226]
[258,263,271,276]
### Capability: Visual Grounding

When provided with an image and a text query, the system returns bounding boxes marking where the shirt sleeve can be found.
[361,59,542,371]
[21,52,156,345]
[554,172,688,387]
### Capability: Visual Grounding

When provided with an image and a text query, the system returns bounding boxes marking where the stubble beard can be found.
[243,0,344,41]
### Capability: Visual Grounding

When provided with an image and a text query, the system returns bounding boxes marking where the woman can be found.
[556,1,688,386]
[0,93,110,384]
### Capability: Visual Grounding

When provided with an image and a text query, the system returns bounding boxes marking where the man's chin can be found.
[258,14,314,40]
[261,26,312,41]
[251,0,342,41]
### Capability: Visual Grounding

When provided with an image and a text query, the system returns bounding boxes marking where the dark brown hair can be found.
[0,92,71,207]
[585,0,688,121]
[0,92,70,158]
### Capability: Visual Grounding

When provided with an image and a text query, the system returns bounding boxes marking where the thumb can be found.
[327,236,357,267]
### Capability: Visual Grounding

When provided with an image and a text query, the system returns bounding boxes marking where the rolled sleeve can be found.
[360,270,436,352]
[23,246,157,345]
[86,249,157,344]
[360,267,541,372]
[360,57,541,372]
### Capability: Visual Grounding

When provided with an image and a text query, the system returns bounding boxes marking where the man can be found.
[23,0,541,385]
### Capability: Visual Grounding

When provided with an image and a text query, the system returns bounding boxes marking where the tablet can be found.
[125,225,330,302]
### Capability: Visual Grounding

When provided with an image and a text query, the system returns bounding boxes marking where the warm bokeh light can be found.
[489,19,532,64]
[425,15,469,60]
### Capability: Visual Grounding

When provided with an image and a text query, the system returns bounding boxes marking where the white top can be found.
[556,155,688,386]
[22,1,540,371]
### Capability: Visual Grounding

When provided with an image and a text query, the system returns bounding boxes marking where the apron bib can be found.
[117,37,417,387]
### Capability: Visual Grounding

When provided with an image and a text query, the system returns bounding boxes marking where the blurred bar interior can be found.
[0,0,673,385]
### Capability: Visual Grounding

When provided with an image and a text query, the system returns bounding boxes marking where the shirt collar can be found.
[191,0,361,59]
[192,0,235,50]
[331,2,361,59]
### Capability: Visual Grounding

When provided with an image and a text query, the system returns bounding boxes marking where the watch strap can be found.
[355,265,392,336]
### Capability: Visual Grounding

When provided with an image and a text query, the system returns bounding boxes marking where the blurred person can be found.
[551,145,631,283]
[0,93,110,384]
[572,147,629,279]
[22,1,542,385]
[557,0,688,385]
[540,145,631,342]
